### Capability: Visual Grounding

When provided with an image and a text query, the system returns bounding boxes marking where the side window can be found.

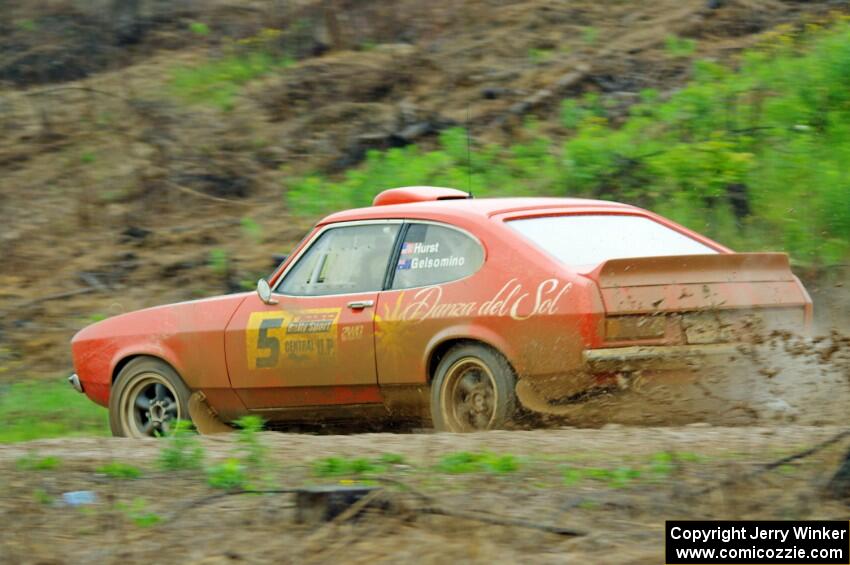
[392,223,484,289]
[278,224,400,296]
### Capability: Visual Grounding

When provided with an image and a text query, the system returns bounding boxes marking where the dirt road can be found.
[2,425,849,564]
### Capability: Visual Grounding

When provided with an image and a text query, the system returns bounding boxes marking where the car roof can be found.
[318,196,641,226]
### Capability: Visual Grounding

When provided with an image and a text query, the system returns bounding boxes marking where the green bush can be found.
[16,453,61,471]
[117,498,162,527]
[436,451,520,474]
[158,421,204,471]
[206,458,247,490]
[285,20,850,267]
[97,461,142,479]
[170,51,294,110]
[311,453,407,477]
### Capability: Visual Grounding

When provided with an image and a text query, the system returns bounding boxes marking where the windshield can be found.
[507,214,719,269]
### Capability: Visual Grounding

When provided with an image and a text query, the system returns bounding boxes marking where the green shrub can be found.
[16,453,61,471]
[311,453,408,477]
[170,51,294,110]
[206,458,247,490]
[581,26,598,45]
[437,452,520,474]
[285,20,850,267]
[378,453,406,466]
[33,489,52,505]
[189,22,210,36]
[97,461,142,480]
[313,456,382,477]
[240,217,262,243]
[234,415,266,472]
[208,249,228,276]
[158,421,204,471]
[117,498,161,527]
[665,35,697,57]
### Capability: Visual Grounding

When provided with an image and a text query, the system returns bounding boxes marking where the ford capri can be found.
[70,186,812,437]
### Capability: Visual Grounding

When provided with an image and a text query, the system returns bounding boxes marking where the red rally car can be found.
[70,187,812,437]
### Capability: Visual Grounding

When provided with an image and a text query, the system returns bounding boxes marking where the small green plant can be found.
[437,452,519,474]
[560,99,591,129]
[16,453,61,471]
[234,415,266,471]
[581,26,598,45]
[158,421,204,471]
[170,51,295,110]
[189,21,210,36]
[97,461,142,480]
[240,217,262,243]
[311,453,407,477]
[33,489,52,505]
[200,415,273,489]
[528,48,553,63]
[117,498,162,527]
[15,19,37,32]
[89,313,107,323]
[206,458,247,490]
[378,453,406,466]
[648,452,675,477]
[313,456,381,477]
[665,35,697,57]
[80,151,96,165]
[562,466,583,486]
[208,248,228,276]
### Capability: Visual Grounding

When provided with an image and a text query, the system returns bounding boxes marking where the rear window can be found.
[507,214,718,269]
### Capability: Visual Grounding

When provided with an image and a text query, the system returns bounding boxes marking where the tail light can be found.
[605,315,666,341]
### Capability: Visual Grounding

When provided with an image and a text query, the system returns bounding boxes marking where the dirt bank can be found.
[2,425,849,563]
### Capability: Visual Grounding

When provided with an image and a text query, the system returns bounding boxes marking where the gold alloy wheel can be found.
[439,356,499,431]
[119,372,182,437]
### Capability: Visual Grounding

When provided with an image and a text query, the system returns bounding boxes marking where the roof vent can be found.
[372,186,471,207]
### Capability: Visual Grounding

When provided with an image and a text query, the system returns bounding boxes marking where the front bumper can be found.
[583,343,750,372]
[68,373,84,393]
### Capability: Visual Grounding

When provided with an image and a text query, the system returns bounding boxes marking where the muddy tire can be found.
[430,343,517,432]
[109,357,192,438]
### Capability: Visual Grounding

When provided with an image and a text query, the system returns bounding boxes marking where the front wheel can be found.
[430,343,517,432]
[110,357,192,438]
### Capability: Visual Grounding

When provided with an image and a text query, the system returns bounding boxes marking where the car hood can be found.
[72,292,253,343]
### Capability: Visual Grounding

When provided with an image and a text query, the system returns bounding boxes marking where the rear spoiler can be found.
[588,253,795,288]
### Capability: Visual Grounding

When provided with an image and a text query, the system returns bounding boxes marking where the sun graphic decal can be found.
[374,292,420,369]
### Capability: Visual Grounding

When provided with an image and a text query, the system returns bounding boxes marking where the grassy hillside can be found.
[289,20,850,266]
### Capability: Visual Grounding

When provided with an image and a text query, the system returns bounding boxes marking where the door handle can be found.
[346,300,374,310]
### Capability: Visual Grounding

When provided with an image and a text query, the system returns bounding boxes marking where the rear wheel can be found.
[431,344,516,432]
[110,358,192,438]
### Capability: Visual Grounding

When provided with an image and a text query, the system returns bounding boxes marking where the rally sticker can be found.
[397,255,466,270]
[246,309,340,369]
[401,241,440,255]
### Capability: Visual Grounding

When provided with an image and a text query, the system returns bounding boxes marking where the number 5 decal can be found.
[256,318,283,368]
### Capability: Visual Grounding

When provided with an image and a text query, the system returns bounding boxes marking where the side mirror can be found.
[257,278,278,305]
